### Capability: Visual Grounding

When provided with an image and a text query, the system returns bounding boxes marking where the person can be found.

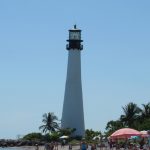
[91,144,96,150]
[108,139,113,149]
[44,143,50,150]
[54,142,58,150]
[148,130,150,150]
[69,144,72,150]
[61,139,65,148]
[50,142,54,150]
[80,141,88,150]
[35,144,39,150]
[140,138,145,149]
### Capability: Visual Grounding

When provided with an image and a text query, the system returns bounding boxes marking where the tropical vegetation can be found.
[23,102,150,142]
[39,112,59,134]
[85,129,101,141]
[23,133,43,141]
[105,102,150,136]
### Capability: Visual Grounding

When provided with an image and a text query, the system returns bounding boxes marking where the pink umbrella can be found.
[110,128,141,139]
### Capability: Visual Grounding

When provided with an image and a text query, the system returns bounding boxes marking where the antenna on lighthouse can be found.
[74,24,77,29]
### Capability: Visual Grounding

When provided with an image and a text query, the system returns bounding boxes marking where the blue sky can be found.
[0,0,150,139]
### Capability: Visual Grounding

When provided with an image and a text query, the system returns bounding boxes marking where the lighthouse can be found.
[61,25,85,137]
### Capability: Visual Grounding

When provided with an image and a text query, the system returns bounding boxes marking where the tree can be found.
[141,102,150,119]
[120,102,141,128]
[85,129,101,140]
[50,131,60,141]
[137,118,150,131]
[39,112,59,134]
[59,128,76,137]
[23,133,43,141]
[105,120,123,136]
[105,102,150,137]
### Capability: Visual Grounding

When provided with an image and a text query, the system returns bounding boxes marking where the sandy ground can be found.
[20,145,115,150]
[20,145,81,150]
[2,145,132,150]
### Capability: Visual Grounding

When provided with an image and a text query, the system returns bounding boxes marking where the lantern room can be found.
[66,25,83,50]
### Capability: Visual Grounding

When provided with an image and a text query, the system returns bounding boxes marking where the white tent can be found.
[93,136,101,140]
[140,130,149,137]
[59,135,69,139]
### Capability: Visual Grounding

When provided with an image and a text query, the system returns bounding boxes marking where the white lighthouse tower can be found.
[61,25,85,137]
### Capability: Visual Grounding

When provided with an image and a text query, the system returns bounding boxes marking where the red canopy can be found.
[110,128,141,139]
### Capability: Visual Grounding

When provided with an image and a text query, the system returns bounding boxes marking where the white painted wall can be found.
[61,49,85,137]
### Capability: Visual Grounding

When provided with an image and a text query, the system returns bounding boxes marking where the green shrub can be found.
[23,133,43,141]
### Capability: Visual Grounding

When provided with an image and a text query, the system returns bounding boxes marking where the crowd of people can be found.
[44,142,59,150]
[34,142,58,150]
[34,137,150,150]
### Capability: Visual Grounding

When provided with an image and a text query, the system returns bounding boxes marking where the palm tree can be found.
[39,112,59,134]
[141,102,150,119]
[120,102,141,128]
